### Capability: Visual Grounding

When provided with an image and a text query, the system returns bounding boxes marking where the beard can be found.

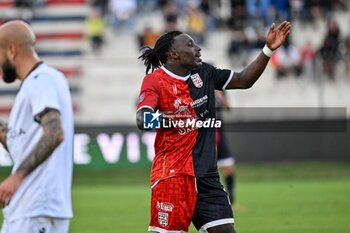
[1,59,17,83]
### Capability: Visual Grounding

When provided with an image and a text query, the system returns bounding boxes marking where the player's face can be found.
[171,34,202,70]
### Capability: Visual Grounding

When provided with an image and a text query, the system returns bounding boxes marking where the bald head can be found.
[0,20,40,82]
[0,20,36,50]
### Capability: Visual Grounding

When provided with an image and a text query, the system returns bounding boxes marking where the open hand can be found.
[0,172,24,207]
[266,21,292,50]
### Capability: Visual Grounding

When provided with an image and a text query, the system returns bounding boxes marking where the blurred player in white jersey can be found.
[0,20,74,233]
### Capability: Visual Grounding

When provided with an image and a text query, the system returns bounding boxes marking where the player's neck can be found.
[164,64,190,77]
[17,56,41,81]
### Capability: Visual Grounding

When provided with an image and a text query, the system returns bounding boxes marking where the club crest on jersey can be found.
[158,212,169,227]
[174,98,191,116]
[190,73,203,88]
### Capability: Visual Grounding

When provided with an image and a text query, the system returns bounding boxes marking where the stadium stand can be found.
[0,1,349,124]
[0,0,86,118]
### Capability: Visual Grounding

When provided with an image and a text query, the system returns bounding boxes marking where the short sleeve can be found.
[136,74,159,111]
[206,63,233,90]
[28,74,61,121]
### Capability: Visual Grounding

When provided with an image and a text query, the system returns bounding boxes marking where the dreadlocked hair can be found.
[138,30,183,74]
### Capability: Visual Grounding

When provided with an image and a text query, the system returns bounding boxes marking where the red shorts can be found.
[148,175,197,233]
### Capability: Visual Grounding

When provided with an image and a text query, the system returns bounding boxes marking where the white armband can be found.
[263,44,274,57]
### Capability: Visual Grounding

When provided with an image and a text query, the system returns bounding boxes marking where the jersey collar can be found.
[24,61,44,80]
[161,66,190,81]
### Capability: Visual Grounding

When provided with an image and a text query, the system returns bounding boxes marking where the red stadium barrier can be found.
[45,0,87,5]
[36,32,84,41]
[0,0,86,8]
[0,0,13,8]
[56,66,83,78]
[0,107,11,114]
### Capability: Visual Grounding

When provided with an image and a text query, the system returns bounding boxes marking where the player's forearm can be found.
[136,109,145,130]
[215,91,230,109]
[227,52,270,89]
[0,120,8,151]
[136,108,153,131]
[15,110,64,177]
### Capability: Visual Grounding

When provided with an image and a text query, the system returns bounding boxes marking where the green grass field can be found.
[2,162,350,233]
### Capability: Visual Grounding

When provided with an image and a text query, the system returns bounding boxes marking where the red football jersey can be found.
[137,68,198,184]
[137,63,233,185]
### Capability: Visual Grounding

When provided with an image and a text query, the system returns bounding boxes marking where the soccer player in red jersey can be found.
[136,21,291,233]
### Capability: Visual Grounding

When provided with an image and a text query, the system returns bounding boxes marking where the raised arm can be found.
[226,21,292,89]
[0,120,8,151]
[0,109,64,206]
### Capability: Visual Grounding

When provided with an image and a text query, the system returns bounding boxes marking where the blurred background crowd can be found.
[0,0,349,124]
[1,3,349,232]
[91,0,350,81]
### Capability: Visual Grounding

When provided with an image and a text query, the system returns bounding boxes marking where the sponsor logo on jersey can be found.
[156,201,174,212]
[191,95,208,108]
[190,73,203,88]
[7,128,26,139]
